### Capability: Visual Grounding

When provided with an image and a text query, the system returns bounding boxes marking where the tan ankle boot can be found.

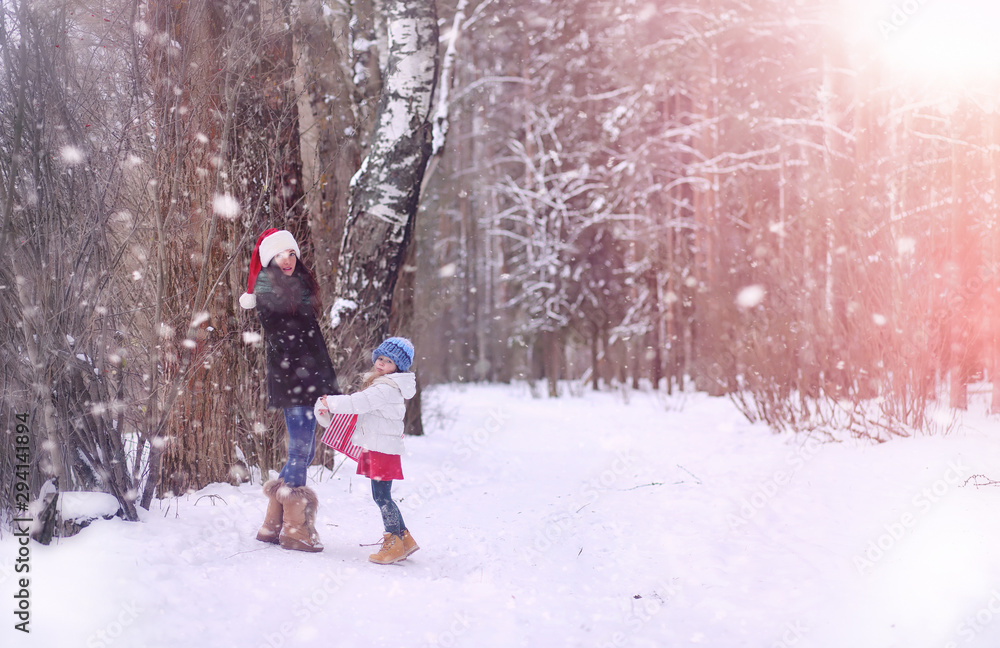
[400,529,419,559]
[368,532,406,564]
[276,485,324,553]
[255,479,284,544]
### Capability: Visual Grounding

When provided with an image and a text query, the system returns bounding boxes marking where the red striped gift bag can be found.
[320,413,362,460]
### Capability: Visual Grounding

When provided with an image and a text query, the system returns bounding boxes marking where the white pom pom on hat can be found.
[239,228,301,309]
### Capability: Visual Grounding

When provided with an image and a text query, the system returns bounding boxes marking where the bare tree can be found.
[0,0,146,520]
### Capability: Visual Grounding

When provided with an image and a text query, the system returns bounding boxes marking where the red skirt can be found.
[356,450,404,481]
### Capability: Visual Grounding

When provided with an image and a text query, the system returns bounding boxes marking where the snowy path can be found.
[6,384,1000,647]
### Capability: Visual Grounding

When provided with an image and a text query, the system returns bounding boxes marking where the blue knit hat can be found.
[372,337,414,372]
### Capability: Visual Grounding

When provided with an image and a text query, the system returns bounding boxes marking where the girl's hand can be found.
[315,396,330,417]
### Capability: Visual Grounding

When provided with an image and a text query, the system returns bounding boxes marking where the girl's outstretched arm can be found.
[318,383,400,416]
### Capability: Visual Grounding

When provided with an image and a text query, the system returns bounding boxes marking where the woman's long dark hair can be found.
[262,259,323,318]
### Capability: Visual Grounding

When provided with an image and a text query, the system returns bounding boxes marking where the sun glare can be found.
[841,0,1000,88]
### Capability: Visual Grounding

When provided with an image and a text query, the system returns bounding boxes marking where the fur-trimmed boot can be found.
[276,485,324,553]
[368,532,406,565]
[255,478,284,544]
[400,529,419,559]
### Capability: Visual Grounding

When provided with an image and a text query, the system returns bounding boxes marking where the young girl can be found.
[240,228,339,553]
[314,337,418,564]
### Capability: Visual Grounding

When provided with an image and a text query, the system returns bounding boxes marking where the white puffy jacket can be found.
[314,372,416,455]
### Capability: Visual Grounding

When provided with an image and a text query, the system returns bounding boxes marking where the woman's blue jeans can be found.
[279,406,317,487]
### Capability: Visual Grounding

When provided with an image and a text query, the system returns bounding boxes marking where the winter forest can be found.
[4,0,1000,543]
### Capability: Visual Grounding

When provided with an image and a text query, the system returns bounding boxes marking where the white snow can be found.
[54,492,121,523]
[5,383,1000,647]
[329,298,358,329]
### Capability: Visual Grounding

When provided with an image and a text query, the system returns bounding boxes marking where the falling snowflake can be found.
[157,323,175,339]
[873,313,887,326]
[213,193,240,219]
[736,285,766,308]
[242,331,262,345]
[897,237,916,256]
[60,146,85,165]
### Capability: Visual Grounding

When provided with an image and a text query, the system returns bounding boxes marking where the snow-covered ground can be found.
[5,383,1000,648]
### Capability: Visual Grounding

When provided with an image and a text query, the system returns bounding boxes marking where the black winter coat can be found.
[254,267,339,409]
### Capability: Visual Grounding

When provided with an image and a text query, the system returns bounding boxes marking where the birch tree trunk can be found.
[329,0,439,381]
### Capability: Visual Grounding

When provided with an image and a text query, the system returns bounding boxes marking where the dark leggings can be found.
[371,479,406,537]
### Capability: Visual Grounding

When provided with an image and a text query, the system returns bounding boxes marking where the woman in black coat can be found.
[239,228,338,553]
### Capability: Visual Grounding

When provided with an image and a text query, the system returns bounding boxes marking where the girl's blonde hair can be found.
[359,368,380,390]
[359,362,397,390]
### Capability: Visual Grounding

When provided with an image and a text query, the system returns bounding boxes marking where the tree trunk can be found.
[329,0,439,382]
[393,225,424,436]
[143,0,310,501]
[543,329,561,397]
[590,322,600,391]
[292,0,375,294]
[648,269,664,390]
[949,133,971,410]
[991,110,1000,415]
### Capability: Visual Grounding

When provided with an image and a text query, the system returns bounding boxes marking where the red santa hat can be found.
[239,228,301,309]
